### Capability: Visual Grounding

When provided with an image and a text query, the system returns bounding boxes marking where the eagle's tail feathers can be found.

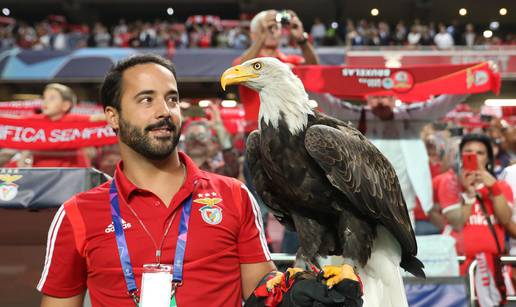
[401,254,426,279]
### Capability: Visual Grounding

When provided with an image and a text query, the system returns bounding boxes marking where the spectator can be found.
[356,19,368,38]
[127,26,141,48]
[1,83,102,167]
[139,22,157,47]
[234,9,319,134]
[198,24,213,48]
[183,120,240,178]
[434,23,454,49]
[463,23,476,47]
[310,17,326,46]
[33,23,51,50]
[232,26,250,49]
[112,19,129,47]
[91,22,111,47]
[0,25,15,48]
[346,22,364,46]
[425,134,446,178]
[377,22,391,45]
[365,27,380,46]
[448,20,463,45]
[213,25,229,47]
[428,22,437,38]
[419,26,433,45]
[113,19,128,37]
[407,25,421,46]
[436,134,513,306]
[67,24,89,49]
[16,22,38,48]
[50,26,68,50]
[393,21,407,44]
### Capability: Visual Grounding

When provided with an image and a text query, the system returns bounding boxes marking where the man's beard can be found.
[119,117,181,161]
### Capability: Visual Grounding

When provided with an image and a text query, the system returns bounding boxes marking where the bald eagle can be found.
[221,58,424,307]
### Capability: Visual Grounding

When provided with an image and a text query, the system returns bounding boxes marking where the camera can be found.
[449,126,464,137]
[276,10,291,26]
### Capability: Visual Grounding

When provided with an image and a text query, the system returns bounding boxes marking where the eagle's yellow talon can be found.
[265,272,284,290]
[265,268,304,291]
[286,267,303,277]
[322,264,358,288]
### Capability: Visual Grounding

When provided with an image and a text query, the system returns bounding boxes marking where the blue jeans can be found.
[415,220,441,236]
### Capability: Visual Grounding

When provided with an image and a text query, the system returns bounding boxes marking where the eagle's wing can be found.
[246,130,295,230]
[304,124,417,256]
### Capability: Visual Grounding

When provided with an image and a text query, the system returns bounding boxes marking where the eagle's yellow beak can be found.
[220,65,258,91]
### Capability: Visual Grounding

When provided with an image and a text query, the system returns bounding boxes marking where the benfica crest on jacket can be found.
[194,192,223,225]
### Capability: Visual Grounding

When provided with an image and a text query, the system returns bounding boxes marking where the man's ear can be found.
[105,106,120,130]
[62,100,73,114]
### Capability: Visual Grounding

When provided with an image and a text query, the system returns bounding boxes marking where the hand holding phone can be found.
[462,152,478,172]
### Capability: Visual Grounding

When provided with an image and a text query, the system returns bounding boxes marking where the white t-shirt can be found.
[311,24,326,39]
[434,32,454,50]
[407,32,421,45]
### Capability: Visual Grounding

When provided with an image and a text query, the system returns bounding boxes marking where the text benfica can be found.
[0,125,115,143]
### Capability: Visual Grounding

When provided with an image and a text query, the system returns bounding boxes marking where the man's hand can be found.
[287,11,305,41]
[257,16,279,43]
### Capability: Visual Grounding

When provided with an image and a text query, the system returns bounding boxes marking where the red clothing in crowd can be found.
[414,199,427,221]
[429,161,444,178]
[5,113,91,167]
[37,152,270,306]
[414,161,445,221]
[233,52,304,133]
[435,170,514,274]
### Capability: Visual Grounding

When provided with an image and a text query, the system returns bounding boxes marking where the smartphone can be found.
[462,152,478,171]
[449,127,464,137]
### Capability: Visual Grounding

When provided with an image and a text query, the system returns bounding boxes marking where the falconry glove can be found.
[244,269,363,307]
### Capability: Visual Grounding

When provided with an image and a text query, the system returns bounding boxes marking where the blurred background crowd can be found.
[2,16,516,50]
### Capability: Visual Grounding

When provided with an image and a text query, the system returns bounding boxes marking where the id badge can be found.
[140,264,173,307]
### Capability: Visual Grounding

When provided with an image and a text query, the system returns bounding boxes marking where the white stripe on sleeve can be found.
[441,203,461,215]
[241,184,271,261]
[37,205,66,291]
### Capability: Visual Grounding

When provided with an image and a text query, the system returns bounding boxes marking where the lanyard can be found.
[109,179,193,303]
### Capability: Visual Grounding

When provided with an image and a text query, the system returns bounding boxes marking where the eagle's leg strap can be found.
[265,268,304,290]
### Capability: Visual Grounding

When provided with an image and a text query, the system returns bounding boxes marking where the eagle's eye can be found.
[253,62,263,70]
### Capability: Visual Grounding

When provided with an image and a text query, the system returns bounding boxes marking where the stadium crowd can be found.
[1,16,516,50]
[2,8,516,307]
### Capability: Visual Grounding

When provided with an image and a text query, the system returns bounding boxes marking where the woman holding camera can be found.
[434,134,513,306]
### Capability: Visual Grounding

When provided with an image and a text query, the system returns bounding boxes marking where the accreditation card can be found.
[140,264,174,307]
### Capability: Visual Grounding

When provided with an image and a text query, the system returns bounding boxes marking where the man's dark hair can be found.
[459,133,495,175]
[100,54,177,111]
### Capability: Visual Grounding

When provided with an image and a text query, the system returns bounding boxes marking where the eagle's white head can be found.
[220,57,315,135]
